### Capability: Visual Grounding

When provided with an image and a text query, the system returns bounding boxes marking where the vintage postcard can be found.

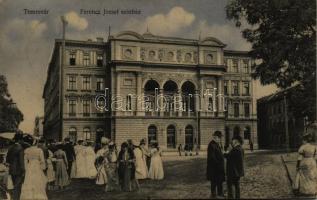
[0,0,316,199]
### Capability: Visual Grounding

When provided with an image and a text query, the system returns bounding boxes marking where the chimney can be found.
[96,37,104,42]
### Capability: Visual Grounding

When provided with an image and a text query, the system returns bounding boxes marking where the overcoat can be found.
[225,145,244,179]
[206,140,225,183]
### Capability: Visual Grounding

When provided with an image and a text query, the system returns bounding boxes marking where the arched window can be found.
[181,81,195,112]
[167,125,176,148]
[69,127,77,142]
[163,80,178,112]
[144,80,160,112]
[83,127,91,140]
[148,125,157,144]
[185,125,194,147]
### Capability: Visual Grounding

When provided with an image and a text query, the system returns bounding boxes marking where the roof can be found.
[257,84,300,103]
[110,30,227,47]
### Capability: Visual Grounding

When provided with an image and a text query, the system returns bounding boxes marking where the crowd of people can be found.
[2,132,164,200]
[1,130,316,200]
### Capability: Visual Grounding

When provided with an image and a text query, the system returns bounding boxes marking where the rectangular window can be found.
[224,81,228,95]
[70,53,76,65]
[244,103,250,117]
[69,100,76,116]
[83,54,90,66]
[234,103,239,117]
[82,76,91,90]
[96,78,104,91]
[232,59,239,73]
[126,95,132,111]
[207,97,213,111]
[243,60,249,73]
[97,55,103,67]
[232,81,239,96]
[83,100,90,117]
[83,128,91,140]
[68,75,76,90]
[243,82,250,95]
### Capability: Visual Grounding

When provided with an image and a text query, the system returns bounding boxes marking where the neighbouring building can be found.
[43,31,257,150]
[34,116,44,137]
[257,86,315,149]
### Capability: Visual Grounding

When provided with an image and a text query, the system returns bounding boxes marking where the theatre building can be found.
[43,31,257,150]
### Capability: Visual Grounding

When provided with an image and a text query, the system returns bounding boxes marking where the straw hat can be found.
[101,137,110,144]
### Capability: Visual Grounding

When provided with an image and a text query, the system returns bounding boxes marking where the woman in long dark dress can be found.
[118,142,135,192]
[54,143,70,189]
[105,143,120,192]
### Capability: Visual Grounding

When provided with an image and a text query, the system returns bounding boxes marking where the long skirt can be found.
[20,160,47,200]
[96,164,108,185]
[46,159,55,183]
[105,163,120,192]
[295,158,317,195]
[119,165,132,192]
[55,160,70,187]
[148,156,164,180]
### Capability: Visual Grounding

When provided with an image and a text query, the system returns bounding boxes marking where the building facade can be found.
[257,86,316,149]
[43,31,257,150]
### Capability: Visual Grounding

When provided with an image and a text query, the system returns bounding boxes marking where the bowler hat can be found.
[213,131,222,137]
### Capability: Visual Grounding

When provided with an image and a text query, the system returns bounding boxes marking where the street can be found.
[48,152,293,199]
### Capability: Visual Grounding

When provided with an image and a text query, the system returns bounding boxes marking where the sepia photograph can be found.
[0,0,316,199]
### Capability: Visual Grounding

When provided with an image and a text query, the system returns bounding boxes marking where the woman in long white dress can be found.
[46,149,55,190]
[73,140,86,178]
[294,133,317,196]
[20,139,48,200]
[84,141,97,178]
[148,142,164,180]
[134,140,148,180]
[95,141,109,185]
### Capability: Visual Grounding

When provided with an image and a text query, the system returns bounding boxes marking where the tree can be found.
[226,0,316,122]
[0,75,24,132]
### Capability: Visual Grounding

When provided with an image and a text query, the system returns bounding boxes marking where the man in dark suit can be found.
[225,135,244,199]
[206,131,225,198]
[63,137,76,176]
[6,132,25,200]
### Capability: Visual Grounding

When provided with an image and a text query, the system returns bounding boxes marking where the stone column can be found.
[217,76,224,117]
[195,90,200,112]
[200,78,205,115]
[178,90,183,117]
[116,72,121,96]
[160,88,164,116]
[136,72,142,115]
[116,72,121,115]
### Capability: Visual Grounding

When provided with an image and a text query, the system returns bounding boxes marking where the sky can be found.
[0,0,277,133]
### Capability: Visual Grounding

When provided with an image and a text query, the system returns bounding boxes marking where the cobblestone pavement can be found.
[281,153,297,184]
[48,152,293,199]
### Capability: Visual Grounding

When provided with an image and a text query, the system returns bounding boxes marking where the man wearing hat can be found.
[63,137,76,176]
[225,135,244,199]
[6,132,25,200]
[206,130,225,198]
